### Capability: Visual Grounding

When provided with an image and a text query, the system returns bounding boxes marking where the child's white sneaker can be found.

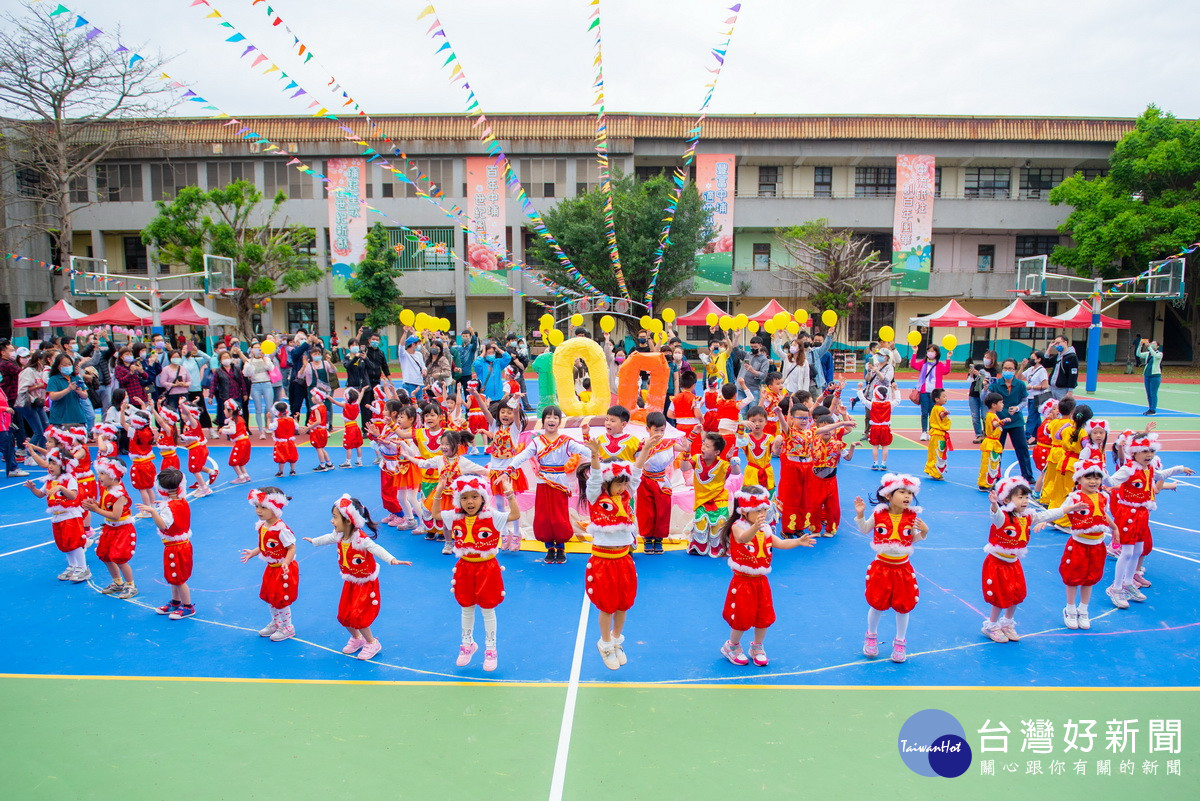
[269,625,295,642]
[597,639,620,670]
[982,621,1009,643]
[614,634,628,666]
[1076,607,1091,630]
[258,620,279,637]
[1062,606,1079,630]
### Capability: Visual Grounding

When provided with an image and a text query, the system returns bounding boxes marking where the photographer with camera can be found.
[1019,350,1050,443]
[46,353,92,428]
[1136,338,1163,415]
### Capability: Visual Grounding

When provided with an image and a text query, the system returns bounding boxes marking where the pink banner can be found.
[327,157,367,296]
[891,154,936,291]
[694,153,735,293]
[465,156,507,272]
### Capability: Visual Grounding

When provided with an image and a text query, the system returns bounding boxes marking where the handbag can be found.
[908,388,921,405]
[267,364,282,384]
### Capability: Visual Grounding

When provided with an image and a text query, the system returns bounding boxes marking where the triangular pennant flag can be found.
[73,16,89,28]
[50,4,70,16]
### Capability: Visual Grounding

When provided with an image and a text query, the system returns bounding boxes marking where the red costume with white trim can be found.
[157,496,193,586]
[180,419,211,474]
[308,403,329,449]
[1058,489,1111,587]
[444,509,507,609]
[722,519,777,630]
[46,474,86,552]
[342,402,363,449]
[584,466,639,614]
[128,426,157,490]
[256,520,299,609]
[486,420,529,495]
[864,506,921,614]
[1109,450,1187,552]
[95,483,137,565]
[227,415,250,467]
[156,410,181,473]
[271,416,298,464]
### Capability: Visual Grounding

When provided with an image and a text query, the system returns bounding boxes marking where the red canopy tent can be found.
[748,299,789,323]
[675,297,727,326]
[75,297,153,327]
[12,299,89,328]
[159,298,237,327]
[977,299,1063,328]
[908,300,990,328]
[1051,301,1132,330]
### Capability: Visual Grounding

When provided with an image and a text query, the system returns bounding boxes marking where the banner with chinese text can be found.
[465,156,508,294]
[694,153,736,294]
[891,154,936,291]
[327,158,367,296]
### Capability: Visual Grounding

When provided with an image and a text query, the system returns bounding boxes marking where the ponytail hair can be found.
[331,495,379,539]
[1071,404,1093,444]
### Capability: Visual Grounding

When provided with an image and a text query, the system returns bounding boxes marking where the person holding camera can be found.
[1019,351,1050,443]
[1045,336,1078,400]
[1137,338,1163,415]
[46,353,92,428]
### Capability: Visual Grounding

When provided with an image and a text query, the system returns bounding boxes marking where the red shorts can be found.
[259,562,299,609]
[868,426,893,447]
[533,484,571,545]
[490,468,528,496]
[380,470,401,515]
[96,524,137,565]
[52,517,87,552]
[160,452,180,473]
[229,440,250,467]
[722,572,776,630]
[1059,539,1107,587]
[131,459,157,491]
[585,551,637,614]
[636,480,672,540]
[309,428,328,449]
[272,441,298,464]
[981,554,1026,609]
[1033,444,1050,472]
[337,578,381,629]
[865,558,919,614]
[1113,505,1151,547]
[343,422,363,449]
[452,558,505,609]
[163,540,193,586]
[187,446,209,474]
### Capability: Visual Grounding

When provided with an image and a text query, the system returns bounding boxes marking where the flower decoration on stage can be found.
[467,243,500,272]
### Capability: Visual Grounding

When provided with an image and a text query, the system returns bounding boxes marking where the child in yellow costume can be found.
[977,392,1008,490]
[924,388,952,480]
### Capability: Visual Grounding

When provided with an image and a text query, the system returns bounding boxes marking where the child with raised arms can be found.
[269,400,299,478]
[82,458,138,599]
[241,487,299,642]
[221,399,252,485]
[1059,459,1118,629]
[306,388,334,472]
[137,468,196,619]
[402,429,488,553]
[476,391,529,551]
[330,387,364,468]
[24,449,89,582]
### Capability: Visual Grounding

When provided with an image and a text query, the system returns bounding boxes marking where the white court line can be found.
[1153,521,1200,534]
[548,593,592,801]
[0,540,54,558]
[0,516,50,530]
[1155,548,1200,565]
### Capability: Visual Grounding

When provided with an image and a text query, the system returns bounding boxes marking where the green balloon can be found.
[530,351,557,412]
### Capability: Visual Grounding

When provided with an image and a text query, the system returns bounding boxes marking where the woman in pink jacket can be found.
[911,344,951,441]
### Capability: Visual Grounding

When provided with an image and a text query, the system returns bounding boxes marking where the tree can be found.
[1050,106,1200,366]
[773,219,893,315]
[142,181,323,336]
[525,171,715,308]
[0,0,170,277]
[346,223,404,331]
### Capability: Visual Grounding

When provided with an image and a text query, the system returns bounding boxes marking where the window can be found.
[686,299,731,341]
[521,229,544,266]
[263,161,314,199]
[977,244,995,273]
[1011,302,1058,340]
[381,182,394,198]
[752,242,771,269]
[150,163,198,201]
[251,312,263,335]
[575,158,601,195]
[865,233,893,263]
[385,227,455,271]
[207,161,254,189]
[486,311,505,334]
[516,158,566,198]
[1020,167,1064,199]
[964,167,1010,199]
[287,302,318,331]
[15,167,41,197]
[934,166,942,198]
[848,302,895,342]
[758,166,781,197]
[96,164,143,202]
[123,236,149,274]
[854,166,895,197]
[365,183,373,199]
[70,174,88,203]
[813,166,832,198]
[1075,167,1106,181]
[1015,235,1059,259]
[397,158,452,199]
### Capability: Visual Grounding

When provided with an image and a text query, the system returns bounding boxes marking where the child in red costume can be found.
[240,487,299,641]
[306,388,334,472]
[579,433,657,670]
[403,430,488,554]
[330,387,364,467]
[434,474,519,672]
[138,468,196,619]
[980,476,1083,643]
[477,391,529,551]
[718,485,815,667]
[179,401,218,497]
[24,449,89,582]
[153,403,181,474]
[670,371,701,451]
[304,494,410,661]
[221,399,252,484]
[852,473,929,664]
[82,457,138,599]
[124,405,158,509]
[269,401,299,477]
[1059,459,1119,629]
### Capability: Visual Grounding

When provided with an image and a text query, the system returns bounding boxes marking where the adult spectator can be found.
[82,334,115,416]
[452,327,479,393]
[46,353,91,427]
[242,340,276,439]
[910,343,951,440]
[342,338,368,396]
[0,339,22,451]
[811,329,835,390]
[213,347,249,429]
[634,330,653,354]
[398,336,428,398]
[267,334,286,402]
[157,350,191,411]
[1046,335,1079,400]
[180,340,214,436]
[114,346,149,405]
[666,343,692,398]
[16,348,48,448]
[286,330,313,420]
[780,336,810,394]
[472,341,513,402]
[145,335,169,400]
[737,336,770,402]
[859,346,896,440]
[1137,338,1163,415]
[966,350,999,444]
[426,339,453,388]
[988,358,1034,481]
[362,330,390,425]
[1020,350,1050,441]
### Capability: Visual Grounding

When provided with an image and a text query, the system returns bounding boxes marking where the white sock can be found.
[895,612,910,640]
[278,606,292,628]
[1077,603,1088,614]
[67,548,86,568]
[481,607,497,648]
[509,520,521,543]
[461,606,475,645]
[1113,544,1143,588]
[866,607,883,635]
[1064,603,1076,613]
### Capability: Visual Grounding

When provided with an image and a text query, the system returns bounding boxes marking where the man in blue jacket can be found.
[473,341,513,402]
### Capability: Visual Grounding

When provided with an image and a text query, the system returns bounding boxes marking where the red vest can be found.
[729,526,772,574]
[257,521,292,562]
[337,535,379,581]
[987,510,1031,560]
[99,484,132,528]
[451,513,502,560]
[161,498,191,542]
[1066,490,1110,542]
[870,507,918,562]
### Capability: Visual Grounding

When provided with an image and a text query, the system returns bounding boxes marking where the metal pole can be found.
[1085,274,1102,393]
[150,276,163,335]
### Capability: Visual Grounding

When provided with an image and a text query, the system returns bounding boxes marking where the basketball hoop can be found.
[1006,288,1032,296]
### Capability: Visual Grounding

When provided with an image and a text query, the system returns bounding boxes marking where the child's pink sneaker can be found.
[357,639,382,660]
[862,632,879,658]
[720,640,749,666]
[748,642,769,666]
[1133,571,1152,588]
[890,638,908,663]
[482,648,498,672]
[342,636,365,654]
[456,642,477,667]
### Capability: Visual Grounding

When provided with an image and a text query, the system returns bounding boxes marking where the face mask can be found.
[1056,344,1064,352]
[350,346,360,354]
[62,366,74,376]
[751,347,760,354]
[296,336,307,345]
[673,353,683,361]
[251,349,262,357]
[313,358,323,366]
[369,341,379,349]
[171,358,182,366]
[927,353,936,360]
[983,357,993,366]
[122,355,134,364]
[790,345,799,354]
[70,344,79,352]
[154,342,164,350]
[221,360,232,368]
[1002,370,1015,380]
[638,338,647,344]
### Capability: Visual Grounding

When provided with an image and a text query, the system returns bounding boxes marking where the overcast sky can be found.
[2,0,1196,120]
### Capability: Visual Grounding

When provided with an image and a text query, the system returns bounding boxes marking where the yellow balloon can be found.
[639,315,654,330]
[878,325,895,342]
[260,339,277,356]
[546,329,564,347]
[570,313,583,326]
[907,331,922,347]
[719,315,733,331]
[599,315,616,333]
[942,334,958,352]
[648,319,664,334]
[785,321,800,336]
[705,312,718,327]
[747,320,760,334]
[774,311,790,326]
[821,310,838,327]
[794,309,809,325]
[661,308,676,324]
[763,319,778,335]
[539,313,554,328]
[734,313,749,330]
[399,309,415,327]
[442,318,452,332]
